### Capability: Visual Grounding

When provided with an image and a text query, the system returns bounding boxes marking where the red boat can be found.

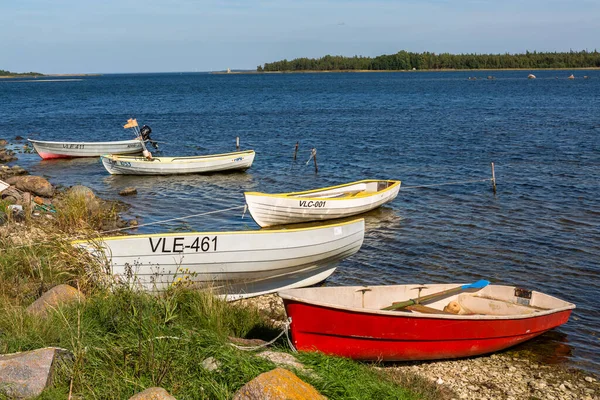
[278,282,575,361]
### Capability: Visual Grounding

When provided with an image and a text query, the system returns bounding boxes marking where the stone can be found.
[229,337,268,347]
[5,175,54,197]
[0,187,21,204]
[584,376,595,383]
[129,387,176,400]
[232,368,326,400]
[0,347,73,399]
[26,284,85,317]
[10,165,27,175]
[256,351,311,376]
[14,136,24,141]
[0,139,7,147]
[201,357,220,372]
[67,185,95,200]
[119,187,137,196]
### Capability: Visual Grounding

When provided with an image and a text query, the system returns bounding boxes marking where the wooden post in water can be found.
[293,142,299,160]
[491,162,497,194]
[311,148,318,173]
[236,137,240,150]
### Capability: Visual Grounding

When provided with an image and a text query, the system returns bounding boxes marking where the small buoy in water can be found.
[584,75,589,79]
[568,74,575,79]
[528,74,536,79]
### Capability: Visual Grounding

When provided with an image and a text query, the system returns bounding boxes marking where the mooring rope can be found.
[96,205,246,236]
[229,318,296,352]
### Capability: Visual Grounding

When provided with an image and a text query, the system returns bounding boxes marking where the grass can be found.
[0,196,445,400]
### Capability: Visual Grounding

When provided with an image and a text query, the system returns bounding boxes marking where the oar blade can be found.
[462,280,490,290]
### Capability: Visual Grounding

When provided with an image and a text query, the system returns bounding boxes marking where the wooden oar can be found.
[381,280,490,311]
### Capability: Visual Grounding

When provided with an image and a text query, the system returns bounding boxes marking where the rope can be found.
[96,205,246,235]
[402,178,492,190]
[229,318,296,352]
[8,204,247,249]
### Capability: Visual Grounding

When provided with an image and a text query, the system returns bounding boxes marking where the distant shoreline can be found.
[212,67,600,75]
[0,73,101,79]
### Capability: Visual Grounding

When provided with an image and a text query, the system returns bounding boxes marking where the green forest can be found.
[258,50,600,72]
[0,69,43,77]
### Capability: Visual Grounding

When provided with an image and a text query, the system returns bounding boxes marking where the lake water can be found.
[1,70,599,374]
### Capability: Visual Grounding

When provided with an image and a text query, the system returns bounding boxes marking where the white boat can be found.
[100,150,255,175]
[244,179,401,228]
[28,138,145,160]
[74,218,365,300]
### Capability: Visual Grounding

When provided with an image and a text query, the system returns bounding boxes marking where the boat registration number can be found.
[149,236,218,253]
[299,200,326,208]
[107,159,132,167]
[62,144,84,149]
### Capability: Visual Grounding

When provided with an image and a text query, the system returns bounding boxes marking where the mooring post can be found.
[293,142,299,160]
[312,148,318,173]
[491,162,497,194]
[236,136,240,150]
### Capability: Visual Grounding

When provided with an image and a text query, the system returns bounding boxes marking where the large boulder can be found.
[0,347,73,399]
[129,387,176,400]
[5,175,54,197]
[67,185,95,201]
[26,284,85,317]
[232,368,326,400]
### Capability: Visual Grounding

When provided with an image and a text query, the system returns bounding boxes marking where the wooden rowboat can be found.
[74,219,364,300]
[279,283,575,361]
[100,150,255,175]
[28,138,144,159]
[244,179,401,228]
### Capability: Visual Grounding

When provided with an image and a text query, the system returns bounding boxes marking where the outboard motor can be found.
[140,125,159,150]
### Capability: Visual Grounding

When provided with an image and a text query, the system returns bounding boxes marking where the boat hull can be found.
[29,139,144,159]
[279,284,575,361]
[100,150,255,175]
[74,219,364,300]
[244,180,400,227]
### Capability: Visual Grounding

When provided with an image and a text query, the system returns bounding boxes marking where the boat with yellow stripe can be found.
[244,179,400,228]
[100,149,255,175]
[73,218,365,300]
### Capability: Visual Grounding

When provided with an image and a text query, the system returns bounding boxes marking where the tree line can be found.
[258,50,600,72]
[0,69,43,76]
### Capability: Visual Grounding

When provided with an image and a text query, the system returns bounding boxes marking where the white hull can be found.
[101,150,255,175]
[244,180,400,227]
[74,219,365,299]
[28,139,143,159]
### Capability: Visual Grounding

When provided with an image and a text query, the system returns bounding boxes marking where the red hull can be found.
[37,152,77,160]
[284,301,573,361]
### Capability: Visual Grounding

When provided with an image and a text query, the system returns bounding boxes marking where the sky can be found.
[1,0,598,74]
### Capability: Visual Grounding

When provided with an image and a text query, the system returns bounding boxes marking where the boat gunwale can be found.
[278,284,576,321]
[28,138,143,146]
[244,179,401,201]
[72,218,365,244]
[102,150,256,163]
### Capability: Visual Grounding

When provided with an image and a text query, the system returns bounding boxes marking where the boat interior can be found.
[279,284,575,318]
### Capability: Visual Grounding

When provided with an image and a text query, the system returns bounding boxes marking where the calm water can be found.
[1,71,599,373]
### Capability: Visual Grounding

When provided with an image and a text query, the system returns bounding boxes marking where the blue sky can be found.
[1,0,598,74]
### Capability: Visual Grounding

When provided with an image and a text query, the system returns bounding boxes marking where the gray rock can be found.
[5,175,54,197]
[129,387,176,399]
[0,347,73,399]
[201,357,220,372]
[256,351,312,376]
[67,185,95,200]
[119,187,137,196]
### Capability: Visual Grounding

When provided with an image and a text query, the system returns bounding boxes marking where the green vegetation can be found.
[259,50,600,72]
[0,198,443,399]
[0,69,43,77]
